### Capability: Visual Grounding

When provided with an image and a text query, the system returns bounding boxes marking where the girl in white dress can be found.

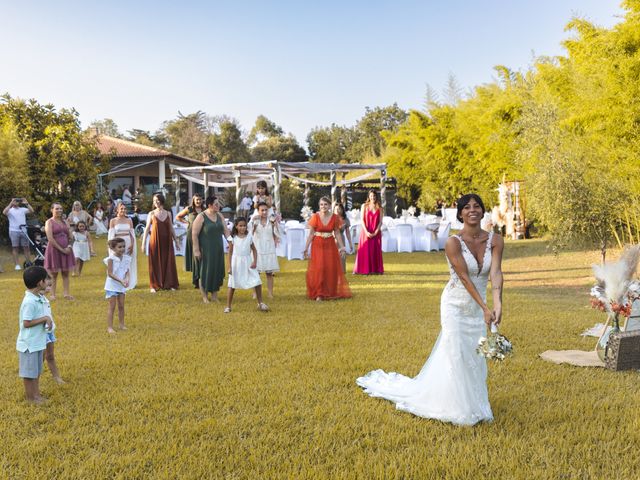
[72,221,94,276]
[108,202,137,290]
[251,181,274,219]
[251,202,280,298]
[104,237,131,334]
[225,218,269,313]
[357,194,504,426]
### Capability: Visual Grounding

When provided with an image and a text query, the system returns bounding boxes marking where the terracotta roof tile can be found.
[95,135,208,165]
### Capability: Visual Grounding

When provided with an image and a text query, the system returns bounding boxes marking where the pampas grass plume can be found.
[592,245,640,303]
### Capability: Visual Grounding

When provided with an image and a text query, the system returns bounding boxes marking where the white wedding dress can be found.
[357,232,494,426]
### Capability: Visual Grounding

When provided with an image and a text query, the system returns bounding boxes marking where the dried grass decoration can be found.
[477,324,513,361]
[590,245,640,361]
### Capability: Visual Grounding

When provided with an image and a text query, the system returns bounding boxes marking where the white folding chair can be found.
[443,209,463,230]
[412,224,428,251]
[276,231,287,257]
[437,222,451,250]
[286,228,306,260]
[381,227,397,252]
[425,223,440,252]
[396,224,414,253]
[285,220,301,229]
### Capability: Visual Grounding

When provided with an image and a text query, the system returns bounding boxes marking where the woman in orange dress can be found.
[303,197,352,301]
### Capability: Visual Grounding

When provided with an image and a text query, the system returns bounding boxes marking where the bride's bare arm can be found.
[489,235,504,324]
[444,237,495,327]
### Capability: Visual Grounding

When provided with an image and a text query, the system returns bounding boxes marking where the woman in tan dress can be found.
[140,193,180,292]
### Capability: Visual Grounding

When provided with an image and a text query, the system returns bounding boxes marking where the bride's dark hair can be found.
[456,194,485,222]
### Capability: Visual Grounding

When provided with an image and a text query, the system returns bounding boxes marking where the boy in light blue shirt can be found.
[16,266,52,404]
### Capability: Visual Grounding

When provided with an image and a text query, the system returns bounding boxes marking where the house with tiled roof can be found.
[95,134,209,203]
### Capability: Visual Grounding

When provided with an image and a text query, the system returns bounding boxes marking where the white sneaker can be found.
[15,265,21,271]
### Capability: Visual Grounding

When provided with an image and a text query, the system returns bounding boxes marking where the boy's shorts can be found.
[46,331,56,344]
[18,350,44,379]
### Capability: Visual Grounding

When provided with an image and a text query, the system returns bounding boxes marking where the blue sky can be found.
[0,1,623,147]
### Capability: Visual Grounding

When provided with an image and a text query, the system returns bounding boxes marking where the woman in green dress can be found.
[191,195,231,303]
[176,193,204,288]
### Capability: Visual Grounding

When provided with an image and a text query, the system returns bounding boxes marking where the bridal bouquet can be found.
[477,325,513,361]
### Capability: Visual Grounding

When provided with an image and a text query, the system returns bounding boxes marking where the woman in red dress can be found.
[353,190,384,274]
[303,197,352,301]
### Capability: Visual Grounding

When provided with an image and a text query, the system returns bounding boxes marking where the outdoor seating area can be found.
[269,212,459,260]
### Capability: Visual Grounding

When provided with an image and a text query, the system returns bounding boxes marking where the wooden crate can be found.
[605,330,640,371]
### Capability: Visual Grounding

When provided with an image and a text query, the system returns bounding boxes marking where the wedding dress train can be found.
[357,233,494,426]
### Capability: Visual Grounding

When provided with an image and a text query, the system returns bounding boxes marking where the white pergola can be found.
[172,161,388,215]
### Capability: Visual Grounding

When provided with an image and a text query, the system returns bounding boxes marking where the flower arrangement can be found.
[590,245,640,326]
[300,205,313,222]
[589,245,640,360]
[407,206,417,217]
[477,325,513,361]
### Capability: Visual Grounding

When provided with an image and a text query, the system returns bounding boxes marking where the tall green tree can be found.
[249,115,307,162]
[247,115,284,145]
[251,135,307,162]
[209,118,251,164]
[0,94,105,217]
[88,118,122,138]
[126,129,167,149]
[0,118,31,233]
[160,111,212,161]
[350,104,408,160]
[306,124,356,163]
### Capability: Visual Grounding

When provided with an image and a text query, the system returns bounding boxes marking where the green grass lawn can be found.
[1,239,639,479]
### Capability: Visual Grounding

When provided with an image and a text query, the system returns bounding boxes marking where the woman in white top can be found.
[67,201,92,231]
[108,202,137,289]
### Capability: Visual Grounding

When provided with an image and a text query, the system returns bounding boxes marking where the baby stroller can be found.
[20,221,47,267]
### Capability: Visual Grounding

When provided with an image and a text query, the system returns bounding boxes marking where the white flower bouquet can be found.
[300,206,313,222]
[477,324,513,361]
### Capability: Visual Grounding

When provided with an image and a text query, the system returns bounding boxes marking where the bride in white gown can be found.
[357,194,504,426]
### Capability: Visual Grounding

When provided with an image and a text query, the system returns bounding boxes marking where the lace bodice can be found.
[446,232,493,295]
